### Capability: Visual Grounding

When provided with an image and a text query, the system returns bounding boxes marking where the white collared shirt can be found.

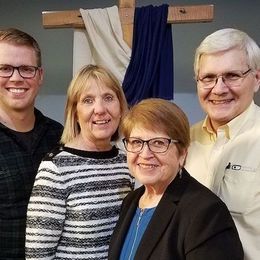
[185,102,260,260]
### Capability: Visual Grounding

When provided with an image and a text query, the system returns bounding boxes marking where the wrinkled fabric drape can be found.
[122,4,174,106]
[73,6,131,83]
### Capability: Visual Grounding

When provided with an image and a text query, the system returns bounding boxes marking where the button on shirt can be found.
[185,102,260,260]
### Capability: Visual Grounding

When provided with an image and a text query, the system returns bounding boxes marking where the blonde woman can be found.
[26,65,134,259]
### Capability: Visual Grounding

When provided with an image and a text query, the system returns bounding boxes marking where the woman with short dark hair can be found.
[109,98,243,260]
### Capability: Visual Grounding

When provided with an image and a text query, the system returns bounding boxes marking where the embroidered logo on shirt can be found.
[225,162,256,172]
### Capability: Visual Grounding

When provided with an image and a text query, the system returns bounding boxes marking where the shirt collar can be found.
[202,101,255,140]
[202,118,229,141]
[227,101,255,138]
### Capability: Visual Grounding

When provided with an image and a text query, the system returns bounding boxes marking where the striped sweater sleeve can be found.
[26,160,66,260]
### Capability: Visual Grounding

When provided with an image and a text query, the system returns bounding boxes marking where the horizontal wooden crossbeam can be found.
[42,5,214,28]
[42,4,214,47]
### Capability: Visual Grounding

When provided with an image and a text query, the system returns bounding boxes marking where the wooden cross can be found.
[42,0,214,47]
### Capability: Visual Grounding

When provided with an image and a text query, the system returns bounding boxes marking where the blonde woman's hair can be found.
[60,64,128,144]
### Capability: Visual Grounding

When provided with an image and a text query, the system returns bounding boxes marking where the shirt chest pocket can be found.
[0,169,10,202]
[0,166,27,204]
[219,168,257,214]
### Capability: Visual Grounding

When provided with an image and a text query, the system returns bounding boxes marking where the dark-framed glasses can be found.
[122,137,179,153]
[0,64,40,79]
[197,68,252,89]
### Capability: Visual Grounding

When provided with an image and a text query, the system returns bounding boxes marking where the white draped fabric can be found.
[73,6,131,84]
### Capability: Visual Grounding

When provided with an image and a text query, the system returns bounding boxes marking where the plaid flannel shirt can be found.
[0,109,63,259]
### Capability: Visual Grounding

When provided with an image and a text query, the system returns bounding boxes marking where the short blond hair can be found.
[0,28,42,66]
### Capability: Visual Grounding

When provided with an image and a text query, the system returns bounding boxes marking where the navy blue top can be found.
[120,207,156,260]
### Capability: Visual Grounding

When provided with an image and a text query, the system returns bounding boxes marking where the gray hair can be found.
[194,28,260,77]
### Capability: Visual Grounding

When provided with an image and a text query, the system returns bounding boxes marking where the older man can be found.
[185,28,260,260]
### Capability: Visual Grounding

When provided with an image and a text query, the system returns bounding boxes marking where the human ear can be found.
[254,69,260,92]
[179,149,188,168]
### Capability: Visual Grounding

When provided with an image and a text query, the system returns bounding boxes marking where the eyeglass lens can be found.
[198,69,251,89]
[0,65,38,78]
[124,138,173,153]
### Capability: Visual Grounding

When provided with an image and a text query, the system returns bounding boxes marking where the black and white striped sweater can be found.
[26,145,134,260]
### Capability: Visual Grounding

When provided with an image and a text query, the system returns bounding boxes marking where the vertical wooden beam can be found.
[118,0,135,47]
[119,0,135,7]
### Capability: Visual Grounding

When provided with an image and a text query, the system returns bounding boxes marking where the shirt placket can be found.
[208,129,228,190]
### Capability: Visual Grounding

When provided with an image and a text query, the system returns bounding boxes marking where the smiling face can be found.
[126,127,187,193]
[197,48,260,131]
[0,42,43,113]
[76,78,121,148]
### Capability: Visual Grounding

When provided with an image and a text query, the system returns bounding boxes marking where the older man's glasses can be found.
[123,137,179,153]
[197,68,252,89]
[0,64,39,79]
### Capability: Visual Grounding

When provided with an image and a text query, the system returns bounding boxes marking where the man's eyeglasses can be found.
[122,137,179,153]
[197,68,252,89]
[0,64,40,79]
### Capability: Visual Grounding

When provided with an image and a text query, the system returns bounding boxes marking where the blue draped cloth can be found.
[122,4,174,106]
